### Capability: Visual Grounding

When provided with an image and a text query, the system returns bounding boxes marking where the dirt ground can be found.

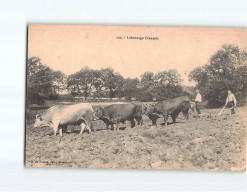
[25,105,246,171]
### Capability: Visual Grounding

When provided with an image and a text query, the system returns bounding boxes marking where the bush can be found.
[48,93,59,100]
[27,93,45,105]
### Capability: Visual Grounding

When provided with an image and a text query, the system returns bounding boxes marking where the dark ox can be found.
[146,96,191,126]
[34,103,94,136]
[94,103,143,130]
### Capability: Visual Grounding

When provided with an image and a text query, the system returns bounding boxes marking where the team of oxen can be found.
[34,96,194,136]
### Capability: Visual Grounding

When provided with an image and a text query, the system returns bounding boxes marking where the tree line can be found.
[27,44,247,107]
[27,57,187,105]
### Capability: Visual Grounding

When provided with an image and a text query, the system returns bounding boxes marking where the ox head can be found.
[33,114,50,128]
[143,103,156,116]
[181,101,195,120]
[93,107,105,120]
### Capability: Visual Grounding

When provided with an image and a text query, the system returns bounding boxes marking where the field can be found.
[25,102,246,171]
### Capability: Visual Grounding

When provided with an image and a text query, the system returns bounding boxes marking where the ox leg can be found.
[151,116,158,127]
[136,117,143,126]
[53,122,59,136]
[90,123,94,132]
[163,113,169,126]
[87,124,92,133]
[115,118,121,130]
[84,119,93,133]
[182,109,189,120]
[62,125,68,134]
[171,112,179,123]
[79,123,86,134]
[115,122,120,130]
[59,128,63,136]
[130,119,135,128]
[139,118,143,126]
[171,115,176,123]
[106,121,113,130]
[59,125,67,136]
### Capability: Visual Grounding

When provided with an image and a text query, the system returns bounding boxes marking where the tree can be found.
[100,68,124,99]
[122,78,140,100]
[189,44,247,107]
[155,69,182,87]
[134,87,154,102]
[138,70,183,101]
[27,57,60,105]
[52,70,67,95]
[67,67,98,100]
[91,69,104,99]
[67,67,125,100]
[114,74,125,99]
[140,72,155,89]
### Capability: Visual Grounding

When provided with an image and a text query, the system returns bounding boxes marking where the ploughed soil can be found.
[25,105,246,171]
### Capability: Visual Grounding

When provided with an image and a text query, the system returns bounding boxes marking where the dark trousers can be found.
[228,101,236,114]
[195,101,201,114]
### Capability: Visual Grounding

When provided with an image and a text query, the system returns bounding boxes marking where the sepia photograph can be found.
[25,24,247,171]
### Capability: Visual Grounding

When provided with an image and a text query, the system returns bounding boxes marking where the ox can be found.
[93,103,143,130]
[34,103,94,136]
[146,96,191,126]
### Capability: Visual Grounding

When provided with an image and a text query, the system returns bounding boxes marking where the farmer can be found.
[225,90,237,114]
[195,89,202,114]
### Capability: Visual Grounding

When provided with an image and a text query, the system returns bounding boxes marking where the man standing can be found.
[225,90,237,114]
[195,89,202,114]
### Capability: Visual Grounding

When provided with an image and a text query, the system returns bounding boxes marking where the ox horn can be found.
[93,112,98,120]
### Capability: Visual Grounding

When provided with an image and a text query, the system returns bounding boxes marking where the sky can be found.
[28,25,247,86]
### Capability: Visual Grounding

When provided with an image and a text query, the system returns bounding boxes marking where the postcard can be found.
[25,24,247,171]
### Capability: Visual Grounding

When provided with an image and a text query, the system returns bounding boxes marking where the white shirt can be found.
[195,93,202,102]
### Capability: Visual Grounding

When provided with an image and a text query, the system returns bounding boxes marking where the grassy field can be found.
[25,102,246,171]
